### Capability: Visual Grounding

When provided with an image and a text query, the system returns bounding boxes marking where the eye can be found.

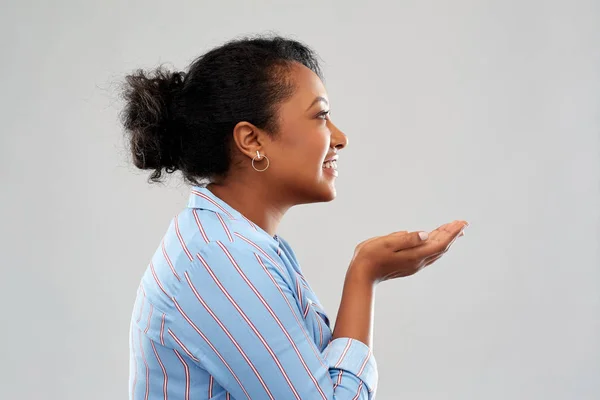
[317,110,331,120]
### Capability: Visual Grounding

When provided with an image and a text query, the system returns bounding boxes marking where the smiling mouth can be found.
[323,160,338,170]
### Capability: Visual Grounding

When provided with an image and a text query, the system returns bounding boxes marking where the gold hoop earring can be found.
[252,150,270,172]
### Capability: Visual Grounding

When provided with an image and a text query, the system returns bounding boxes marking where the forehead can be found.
[285,63,328,105]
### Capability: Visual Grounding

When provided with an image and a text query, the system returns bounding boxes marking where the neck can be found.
[207,178,290,237]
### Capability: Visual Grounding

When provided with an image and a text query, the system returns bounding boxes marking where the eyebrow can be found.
[306,96,329,111]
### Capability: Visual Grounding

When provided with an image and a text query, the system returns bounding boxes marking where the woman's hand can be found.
[348,220,469,283]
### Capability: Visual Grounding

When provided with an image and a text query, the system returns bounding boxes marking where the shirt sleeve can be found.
[167,240,378,400]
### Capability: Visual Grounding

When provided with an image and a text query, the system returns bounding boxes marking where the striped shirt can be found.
[129,186,378,399]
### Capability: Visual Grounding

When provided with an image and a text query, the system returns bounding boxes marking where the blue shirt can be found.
[129,187,378,399]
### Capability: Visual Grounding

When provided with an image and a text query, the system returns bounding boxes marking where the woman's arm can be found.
[332,221,468,350]
[332,267,375,347]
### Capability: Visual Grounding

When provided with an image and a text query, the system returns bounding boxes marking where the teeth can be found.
[323,160,337,169]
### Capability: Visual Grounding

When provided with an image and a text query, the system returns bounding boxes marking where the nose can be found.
[329,121,348,150]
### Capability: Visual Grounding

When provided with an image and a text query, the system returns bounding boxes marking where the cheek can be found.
[297,139,328,172]
[297,127,329,157]
[275,124,329,169]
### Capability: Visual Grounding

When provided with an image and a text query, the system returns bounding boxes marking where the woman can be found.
[122,35,468,400]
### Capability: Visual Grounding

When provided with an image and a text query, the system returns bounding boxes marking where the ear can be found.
[231,121,268,159]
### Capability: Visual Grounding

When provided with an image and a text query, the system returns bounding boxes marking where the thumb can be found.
[388,230,429,251]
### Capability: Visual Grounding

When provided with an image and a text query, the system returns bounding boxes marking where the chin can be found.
[323,187,337,202]
[294,184,336,205]
[314,183,337,203]
[292,174,338,204]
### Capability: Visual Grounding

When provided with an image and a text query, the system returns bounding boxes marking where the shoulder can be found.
[193,236,284,278]
[171,208,281,270]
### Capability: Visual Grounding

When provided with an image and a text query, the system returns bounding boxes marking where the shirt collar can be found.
[187,186,241,220]
[187,186,280,245]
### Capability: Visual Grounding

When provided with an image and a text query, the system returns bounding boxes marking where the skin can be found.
[335,221,467,346]
[208,62,347,236]
[208,62,469,348]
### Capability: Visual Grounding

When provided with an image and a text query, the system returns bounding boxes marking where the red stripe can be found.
[167,329,200,362]
[195,256,301,400]
[311,301,327,316]
[138,329,150,400]
[252,252,329,371]
[131,323,137,399]
[296,279,303,310]
[150,261,170,297]
[303,303,310,318]
[150,341,169,400]
[144,304,153,334]
[317,314,324,348]
[192,209,210,243]
[169,304,252,400]
[234,233,285,274]
[136,286,146,323]
[191,190,235,219]
[334,340,353,368]
[216,213,233,242]
[352,381,364,400]
[208,375,213,398]
[333,370,343,390]
[175,216,193,261]
[162,240,181,281]
[216,244,327,399]
[160,314,166,345]
[298,274,310,289]
[357,348,371,377]
[296,270,308,282]
[226,393,231,400]
[177,277,275,400]
[241,215,258,230]
[226,234,328,370]
[173,349,190,400]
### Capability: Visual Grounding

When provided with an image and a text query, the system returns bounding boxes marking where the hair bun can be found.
[120,67,186,179]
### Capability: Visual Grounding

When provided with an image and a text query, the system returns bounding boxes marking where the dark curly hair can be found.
[120,34,323,185]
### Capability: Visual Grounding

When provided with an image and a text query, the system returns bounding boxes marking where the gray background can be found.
[1,0,599,399]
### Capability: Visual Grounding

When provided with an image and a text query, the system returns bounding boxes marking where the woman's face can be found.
[264,63,348,205]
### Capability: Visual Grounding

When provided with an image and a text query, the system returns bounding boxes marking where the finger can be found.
[387,249,443,278]
[435,223,463,251]
[423,252,443,267]
[446,220,469,244]
[432,220,467,241]
[421,230,466,268]
[386,231,409,241]
[422,232,463,264]
[426,221,456,244]
[414,221,468,258]
[385,230,429,251]
[413,223,468,272]
[429,220,466,238]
